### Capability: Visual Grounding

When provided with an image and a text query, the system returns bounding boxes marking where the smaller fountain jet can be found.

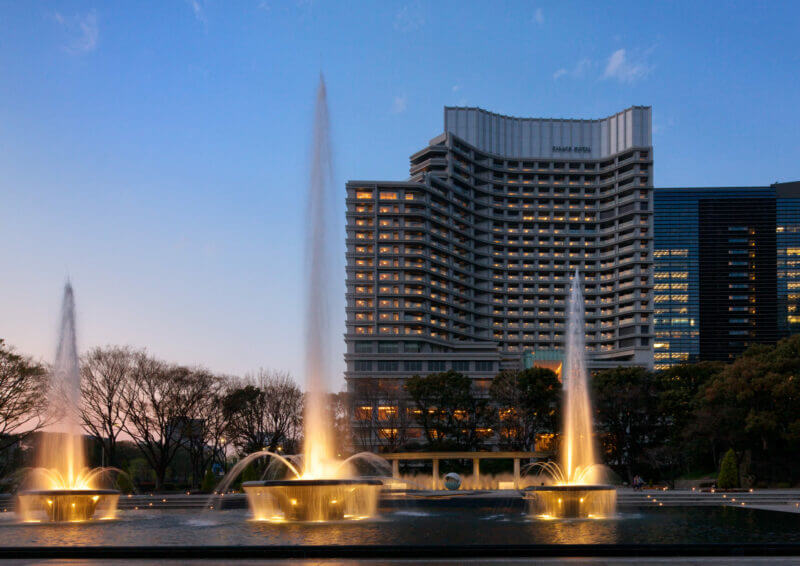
[15,283,120,522]
[523,270,616,519]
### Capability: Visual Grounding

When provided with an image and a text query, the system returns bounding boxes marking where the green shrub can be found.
[241,465,258,483]
[717,449,739,489]
[116,471,135,494]
[201,468,217,493]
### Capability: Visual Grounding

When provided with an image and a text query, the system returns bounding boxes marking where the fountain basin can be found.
[243,479,382,522]
[16,489,121,522]
[523,484,616,519]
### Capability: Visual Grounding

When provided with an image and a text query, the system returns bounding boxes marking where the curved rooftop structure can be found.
[444,106,652,159]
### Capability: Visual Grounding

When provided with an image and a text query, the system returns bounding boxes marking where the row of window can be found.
[352,360,496,373]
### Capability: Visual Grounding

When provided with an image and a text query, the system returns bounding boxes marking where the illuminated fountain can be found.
[523,270,616,519]
[233,75,383,522]
[16,283,119,522]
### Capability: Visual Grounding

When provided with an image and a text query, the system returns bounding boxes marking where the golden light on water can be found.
[16,285,120,523]
[521,272,617,521]
[243,481,381,522]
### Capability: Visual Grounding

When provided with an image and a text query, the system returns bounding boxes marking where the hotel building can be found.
[653,182,800,369]
[344,106,655,439]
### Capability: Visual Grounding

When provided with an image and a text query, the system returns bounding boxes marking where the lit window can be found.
[377,406,398,419]
[355,406,372,419]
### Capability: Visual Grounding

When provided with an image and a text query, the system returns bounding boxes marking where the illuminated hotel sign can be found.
[552,145,591,153]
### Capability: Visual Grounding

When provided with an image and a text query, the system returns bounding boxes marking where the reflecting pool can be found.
[0,506,799,547]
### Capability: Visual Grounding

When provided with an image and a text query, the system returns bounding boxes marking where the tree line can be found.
[351,367,561,453]
[0,341,317,491]
[594,335,800,487]
[352,335,800,487]
[3,334,800,489]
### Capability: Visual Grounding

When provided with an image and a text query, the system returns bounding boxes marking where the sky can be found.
[1,1,798,390]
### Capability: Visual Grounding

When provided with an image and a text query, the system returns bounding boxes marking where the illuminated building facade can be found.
[653,182,800,369]
[344,106,654,448]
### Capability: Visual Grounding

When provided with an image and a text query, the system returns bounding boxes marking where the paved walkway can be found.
[0,560,799,566]
[617,488,800,511]
[3,488,800,513]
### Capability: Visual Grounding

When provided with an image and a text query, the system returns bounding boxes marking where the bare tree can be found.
[121,354,209,490]
[262,371,303,453]
[222,369,303,457]
[0,339,49,453]
[350,378,380,453]
[180,371,229,488]
[328,390,351,457]
[80,346,134,467]
[375,382,409,453]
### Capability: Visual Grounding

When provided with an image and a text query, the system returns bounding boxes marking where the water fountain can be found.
[238,75,383,522]
[523,270,616,519]
[15,283,120,522]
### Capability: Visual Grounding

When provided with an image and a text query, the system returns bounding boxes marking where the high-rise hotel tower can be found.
[345,107,654,398]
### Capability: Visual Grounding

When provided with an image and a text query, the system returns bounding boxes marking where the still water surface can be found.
[0,506,797,546]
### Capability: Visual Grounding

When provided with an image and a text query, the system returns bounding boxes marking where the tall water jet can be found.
[241,75,382,521]
[42,282,85,485]
[562,268,598,485]
[302,73,336,479]
[16,283,119,522]
[523,270,616,519]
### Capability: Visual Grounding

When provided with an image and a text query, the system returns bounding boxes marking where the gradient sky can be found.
[1,1,798,390]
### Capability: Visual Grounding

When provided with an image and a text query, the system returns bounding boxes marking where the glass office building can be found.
[653,182,800,370]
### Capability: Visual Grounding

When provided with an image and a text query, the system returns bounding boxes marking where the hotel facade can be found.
[344,107,655,444]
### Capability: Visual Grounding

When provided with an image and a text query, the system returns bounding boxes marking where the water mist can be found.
[523,270,616,519]
[16,283,120,522]
[237,75,383,522]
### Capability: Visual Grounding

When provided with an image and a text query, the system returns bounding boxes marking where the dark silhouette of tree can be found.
[222,370,302,457]
[655,361,723,481]
[121,354,209,490]
[0,339,49,470]
[179,370,228,488]
[80,345,136,467]
[490,367,560,451]
[694,336,800,484]
[717,448,739,489]
[593,366,663,482]
[349,378,381,453]
[405,370,491,450]
[328,390,352,457]
[374,381,409,453]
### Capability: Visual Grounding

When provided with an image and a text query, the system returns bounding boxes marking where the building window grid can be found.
[654,188,800,368]
[653,195,700,369]
[345,110,656,442]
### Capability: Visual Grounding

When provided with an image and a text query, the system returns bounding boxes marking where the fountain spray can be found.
[302,74,336,479]
[16,282,120,522]
[523,269,616,518]
[562,268,599,485]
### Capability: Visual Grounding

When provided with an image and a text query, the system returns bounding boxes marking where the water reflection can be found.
[0,507,799,547]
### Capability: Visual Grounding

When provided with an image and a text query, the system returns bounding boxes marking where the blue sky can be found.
[1,1,798,389]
